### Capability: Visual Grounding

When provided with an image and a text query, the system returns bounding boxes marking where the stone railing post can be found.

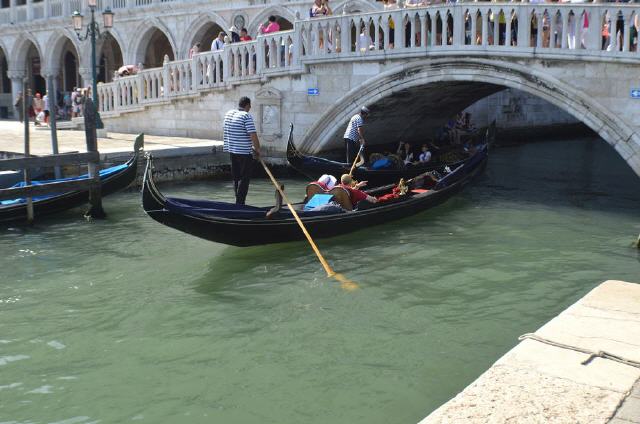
[518,5,529,48]
[481,7,488,46]
[395,10,405,49]
[341,16,350,54]
[26,0,33,20]
[191,56,198,91]
[223,48,230,82]
[586,7,602,51]
[44,0,50,18]
[453,6,464,47]
[256,38,265,74]
[162,55,170,99]
[294,22,303,65]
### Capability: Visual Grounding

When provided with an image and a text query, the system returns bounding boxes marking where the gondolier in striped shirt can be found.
[223,96,262,205]
[343,106,369,164]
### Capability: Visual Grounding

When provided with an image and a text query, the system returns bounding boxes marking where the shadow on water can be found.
[482,138,640,212]
[193,241,315,299]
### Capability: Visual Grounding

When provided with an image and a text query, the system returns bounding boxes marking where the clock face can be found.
[234,15,245,30]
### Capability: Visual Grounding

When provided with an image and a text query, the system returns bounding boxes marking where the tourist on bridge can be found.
[188,42,201,58]
[240,28,252,42]
[212,31,226,51]
[343,106,369,164]
[223,96,262,205]
[259,16,280,34]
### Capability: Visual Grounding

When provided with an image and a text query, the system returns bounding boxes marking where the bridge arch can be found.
[10,35,45,94]
[301,57,639,175]
[130,22,177,68]
[180,12,230,58]
[44,30,83,92]
[248,6,295,36]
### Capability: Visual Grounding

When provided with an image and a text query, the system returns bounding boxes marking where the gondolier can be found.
[223,96,262,205]
[343,106,369,164]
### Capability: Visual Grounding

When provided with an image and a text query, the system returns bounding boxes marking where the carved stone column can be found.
[79,67,93,89]
[7,70,26,120]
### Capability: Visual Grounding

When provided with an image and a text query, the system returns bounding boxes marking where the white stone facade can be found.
[0,0,376,111]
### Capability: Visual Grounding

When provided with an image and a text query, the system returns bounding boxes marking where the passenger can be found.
[315,174,337,190]
[418,144,432,163]
[396,141,414,165]
[339,174,377,206]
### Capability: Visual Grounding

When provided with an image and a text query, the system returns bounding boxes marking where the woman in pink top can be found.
[259,15,280,34]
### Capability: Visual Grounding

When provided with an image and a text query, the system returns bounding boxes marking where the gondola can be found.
[141,142,488,247]
[286,124,482,187]
[0,135,143,224]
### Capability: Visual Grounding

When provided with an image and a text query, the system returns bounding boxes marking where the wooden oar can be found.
[259,157,358,291]
[349,145,364,177]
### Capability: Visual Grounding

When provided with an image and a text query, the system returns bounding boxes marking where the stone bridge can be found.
[93,4,640,176]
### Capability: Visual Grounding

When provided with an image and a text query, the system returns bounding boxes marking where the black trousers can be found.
[230,153,254,205]
[345,138,359,164]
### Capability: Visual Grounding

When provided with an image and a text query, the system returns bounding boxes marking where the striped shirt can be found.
[343,113,364,142]
[223,109,257,155]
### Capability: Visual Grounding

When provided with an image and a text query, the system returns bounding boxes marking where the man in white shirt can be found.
[343,106,369,163]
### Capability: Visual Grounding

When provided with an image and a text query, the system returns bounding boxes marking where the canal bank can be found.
[0,121,293,183]
[420,280,640,424]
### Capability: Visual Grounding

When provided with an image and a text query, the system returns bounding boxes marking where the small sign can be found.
[632,89,640,99]
[307,88,319,96]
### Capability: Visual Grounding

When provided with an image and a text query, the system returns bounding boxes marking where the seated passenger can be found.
[397,141,414,165]
[339,174,377,207]
[418,144,432,163]
[315,174,337,191]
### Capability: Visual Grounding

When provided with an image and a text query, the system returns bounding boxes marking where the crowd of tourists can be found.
[14,87,90,126]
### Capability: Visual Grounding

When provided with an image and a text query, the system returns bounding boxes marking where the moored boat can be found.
[141,143,488,247]
[286,124,490,187]
[0,136,143,224]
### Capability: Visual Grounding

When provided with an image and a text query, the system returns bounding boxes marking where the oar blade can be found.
[329,271,359,291]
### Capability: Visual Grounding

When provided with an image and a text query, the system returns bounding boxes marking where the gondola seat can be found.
[327,186,353,211]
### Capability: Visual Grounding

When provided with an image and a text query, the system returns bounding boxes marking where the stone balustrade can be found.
[97,4,640,115]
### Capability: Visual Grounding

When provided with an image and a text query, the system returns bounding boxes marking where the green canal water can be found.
[1,137,639,424]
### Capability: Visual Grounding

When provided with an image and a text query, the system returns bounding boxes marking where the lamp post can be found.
[72,0,113,129]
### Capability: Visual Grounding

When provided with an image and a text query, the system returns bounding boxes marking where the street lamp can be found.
[72,1,114,129]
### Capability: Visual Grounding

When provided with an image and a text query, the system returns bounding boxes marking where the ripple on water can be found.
[26,385,54,394]
[0,355,29,366]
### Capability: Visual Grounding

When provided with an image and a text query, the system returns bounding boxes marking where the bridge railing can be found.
[297,5,640,61]
[98,4,640,114]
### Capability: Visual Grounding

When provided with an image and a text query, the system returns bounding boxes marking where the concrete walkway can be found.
[420,280,640,424]
[0,120,221,156]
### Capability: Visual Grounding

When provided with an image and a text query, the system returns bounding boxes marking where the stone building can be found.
[0,0,375,118]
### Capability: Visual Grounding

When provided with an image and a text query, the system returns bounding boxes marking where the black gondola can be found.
[142,143,488,247]
[0,136,143,224]
[286,124,481,187]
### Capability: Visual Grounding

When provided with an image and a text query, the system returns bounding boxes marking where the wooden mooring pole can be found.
[83,98,105,219]
[47,75,62,179]
[22,79,34,223]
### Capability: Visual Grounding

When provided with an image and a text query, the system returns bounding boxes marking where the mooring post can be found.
[47,75,61,179]
[22,79,34,223]
[83,98,106,219]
